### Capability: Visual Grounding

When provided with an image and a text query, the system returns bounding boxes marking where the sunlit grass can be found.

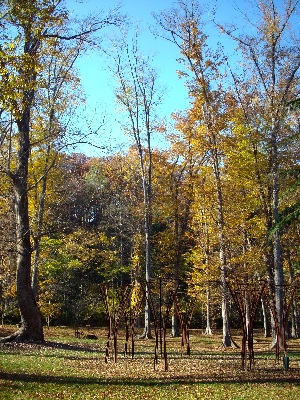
[0,326,299,399]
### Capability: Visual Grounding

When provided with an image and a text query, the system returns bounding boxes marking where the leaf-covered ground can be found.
[0,326,299,399]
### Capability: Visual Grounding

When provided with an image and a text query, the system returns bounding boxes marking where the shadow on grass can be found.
[0,370,300,387]
[0,340,103,353]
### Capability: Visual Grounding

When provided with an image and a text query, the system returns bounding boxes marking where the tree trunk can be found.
[172,205,180,337]
[261,298,271,338]
[288,252,298,339]
[205,288,212,335]
[271,124,284,348]
[2,113,44,343]
[245,287,251,339]
[142,278,152,339]
[210,133,235,347]
[290,298,298,339]
[220,263,231,346]
[140,191,152,339]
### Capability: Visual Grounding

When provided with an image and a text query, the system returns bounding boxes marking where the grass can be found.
[0,325,300,399]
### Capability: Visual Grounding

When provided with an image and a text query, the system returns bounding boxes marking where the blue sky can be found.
[66,0,238,156]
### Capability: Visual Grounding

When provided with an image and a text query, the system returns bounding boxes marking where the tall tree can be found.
[0,0,124,342]
[109,32,163,338]
[154,0,236,346]
[219,0,300,342]
[152,136,198,336]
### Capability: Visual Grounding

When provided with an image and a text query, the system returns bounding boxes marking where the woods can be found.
[0,0,300,356]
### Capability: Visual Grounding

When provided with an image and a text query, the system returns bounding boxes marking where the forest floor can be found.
[0,325,299,399]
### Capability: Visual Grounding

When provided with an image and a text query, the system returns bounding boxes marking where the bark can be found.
[271,125,284,340]
[288,253,299,338]
[141,229,152,339]
[171,313,180,337]
[220,263,232,346]
[261,298,271,338]
[1,112,44,343]
[290,298,299,339]
[14,115,43,341]
[172,194,181,338]
[210,132,235,347]
[245,288,251,339]
[205,288,212,335]
[139,163,152,340]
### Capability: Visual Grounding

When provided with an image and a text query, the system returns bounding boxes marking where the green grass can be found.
[0,326,299,399]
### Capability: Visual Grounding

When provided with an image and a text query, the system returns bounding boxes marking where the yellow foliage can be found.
[130,282,143,309]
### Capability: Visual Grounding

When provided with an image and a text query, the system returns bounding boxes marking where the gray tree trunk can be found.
[11,112,44,342]
[143,210,152,339]
[288,252,298,338]
[271,124,284,346]
[211,132,233,347]
[205,288,212,335]
[261,298,271,338]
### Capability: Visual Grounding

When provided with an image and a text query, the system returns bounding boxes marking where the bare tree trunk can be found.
[287,251,299,338]
[271,123,284,348]
[172,200,180,337]
[171,249,180,337]
[142,211,152,339]
[205,288,212,335]
[210,133,235,347]
[220,261,231,346]
[261,298,271,338]
[290,298,298,339]
[245,288,251,339]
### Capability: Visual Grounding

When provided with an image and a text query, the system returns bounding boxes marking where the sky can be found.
[66,0,238,156]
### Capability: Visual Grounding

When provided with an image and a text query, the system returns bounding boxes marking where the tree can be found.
[0,0,124,342]
[108,30,163,338]
[154,0,237,346]
[219,0,300,343]
[151,139,198,336]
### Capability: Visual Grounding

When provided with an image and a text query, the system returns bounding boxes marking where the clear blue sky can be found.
[66,0,238,156]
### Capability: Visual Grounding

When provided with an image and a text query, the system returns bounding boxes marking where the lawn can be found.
[0,325,299,399]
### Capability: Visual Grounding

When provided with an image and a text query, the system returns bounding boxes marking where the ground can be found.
[0,326,299,399]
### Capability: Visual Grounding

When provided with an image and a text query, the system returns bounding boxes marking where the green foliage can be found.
[286,98,300,111]
[39,232,124,324]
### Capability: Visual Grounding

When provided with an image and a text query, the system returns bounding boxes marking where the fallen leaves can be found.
[1,327,300,400]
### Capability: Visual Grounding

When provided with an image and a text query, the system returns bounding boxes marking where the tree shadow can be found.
[0,370,299,387]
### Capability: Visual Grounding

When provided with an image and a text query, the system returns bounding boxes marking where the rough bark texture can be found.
[13,111,44,342]
[1,112,44,343]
